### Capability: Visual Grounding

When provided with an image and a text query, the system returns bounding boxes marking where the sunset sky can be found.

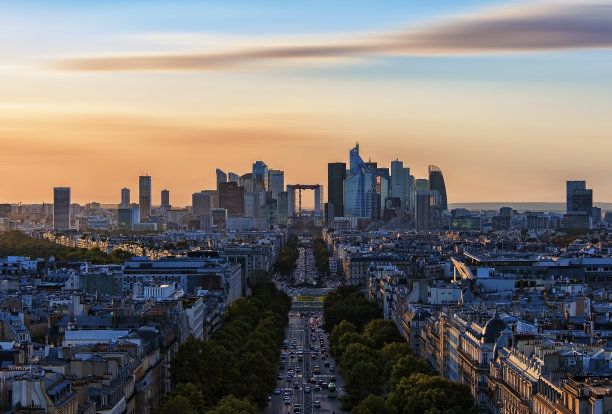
[2,0,612,206]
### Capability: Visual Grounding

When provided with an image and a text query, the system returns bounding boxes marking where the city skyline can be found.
[2,0,612,205]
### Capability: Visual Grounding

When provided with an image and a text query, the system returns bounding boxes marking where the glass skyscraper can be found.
[415,179,430,231]
[428,165,448,211]
[267,169,284,200]
[252,161,268,190]
[216,168,227,190]
[328,162,346,218]
[161,189,170,209]
[390,160,407,209]
[343,145,376,218]
[120,188,130,208]
[566,180,586,214]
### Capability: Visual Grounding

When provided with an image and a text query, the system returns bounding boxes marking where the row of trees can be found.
[324,286,474,413]
[323,285,382,332]
[0,231,130,264]
[273,235,299,276]
[312,237,330,275]
[158,282,291,413]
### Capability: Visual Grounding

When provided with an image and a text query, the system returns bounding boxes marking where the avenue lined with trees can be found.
[273,235,299,276]
[158,281,291,414]
[312,236,330,275]
[324,285,475,413]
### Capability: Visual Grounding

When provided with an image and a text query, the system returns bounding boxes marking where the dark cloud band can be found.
[55,1,612,71]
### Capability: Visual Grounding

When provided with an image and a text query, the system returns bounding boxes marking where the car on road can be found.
[284,397,291,405]
[313,400,321,408]
[293,384,300,389]
[304,386,311,393]
[314,385,321,391]
[329,365,335,372]
[274,388,281,394]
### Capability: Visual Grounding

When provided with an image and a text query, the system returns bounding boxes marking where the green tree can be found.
[379,342,412,384]
[389,356,435,390]
[363,319,405,349]
[386,373,474,414]
[353,394,395,414]
[206,395,259,414]
[335,332,374,359]
[156,394,199,414]
[329,320,357,355]
[323,288,381,332]
[169,383,207,413]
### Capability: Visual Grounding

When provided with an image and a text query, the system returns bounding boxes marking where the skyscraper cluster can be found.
[210,162,287,229]
[327,144,448,230]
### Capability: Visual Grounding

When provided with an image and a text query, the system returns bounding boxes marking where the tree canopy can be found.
[323,286,474,412]
[0,231,128,264]
[163,281,290,413]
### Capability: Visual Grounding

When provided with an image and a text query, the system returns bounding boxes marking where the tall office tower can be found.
[216,168,227,189]
[218,181,245,216]
[120,188,130,208]
[566,181,586,214]
[415,179,430,231]
[390,160,407,209]
[53,187,71,230]
[244,191,263,217]
[200,190,217,211]
[161,189,170,209]
[376,175,389,218]
[287,186,296,217]
[192,192,213,217]
[276,191,289,224]
[428,165,448,211]
[241,173,253,192]
[328,162,346,218]
[228,172,240,183]
[314,185,322,217]
[267,170,284,200]
[344,144,376,218]
[406,174,415,214]
[139,175,152,222]
[572,189,593,215]
[252,161,268,190]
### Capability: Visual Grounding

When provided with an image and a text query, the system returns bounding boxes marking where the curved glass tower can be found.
[344,145,376,218]
[428,165,448,211]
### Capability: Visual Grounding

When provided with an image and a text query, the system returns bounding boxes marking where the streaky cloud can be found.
[54,1,612,71]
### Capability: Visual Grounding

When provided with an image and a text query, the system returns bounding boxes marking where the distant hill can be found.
[448,202,612,214]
